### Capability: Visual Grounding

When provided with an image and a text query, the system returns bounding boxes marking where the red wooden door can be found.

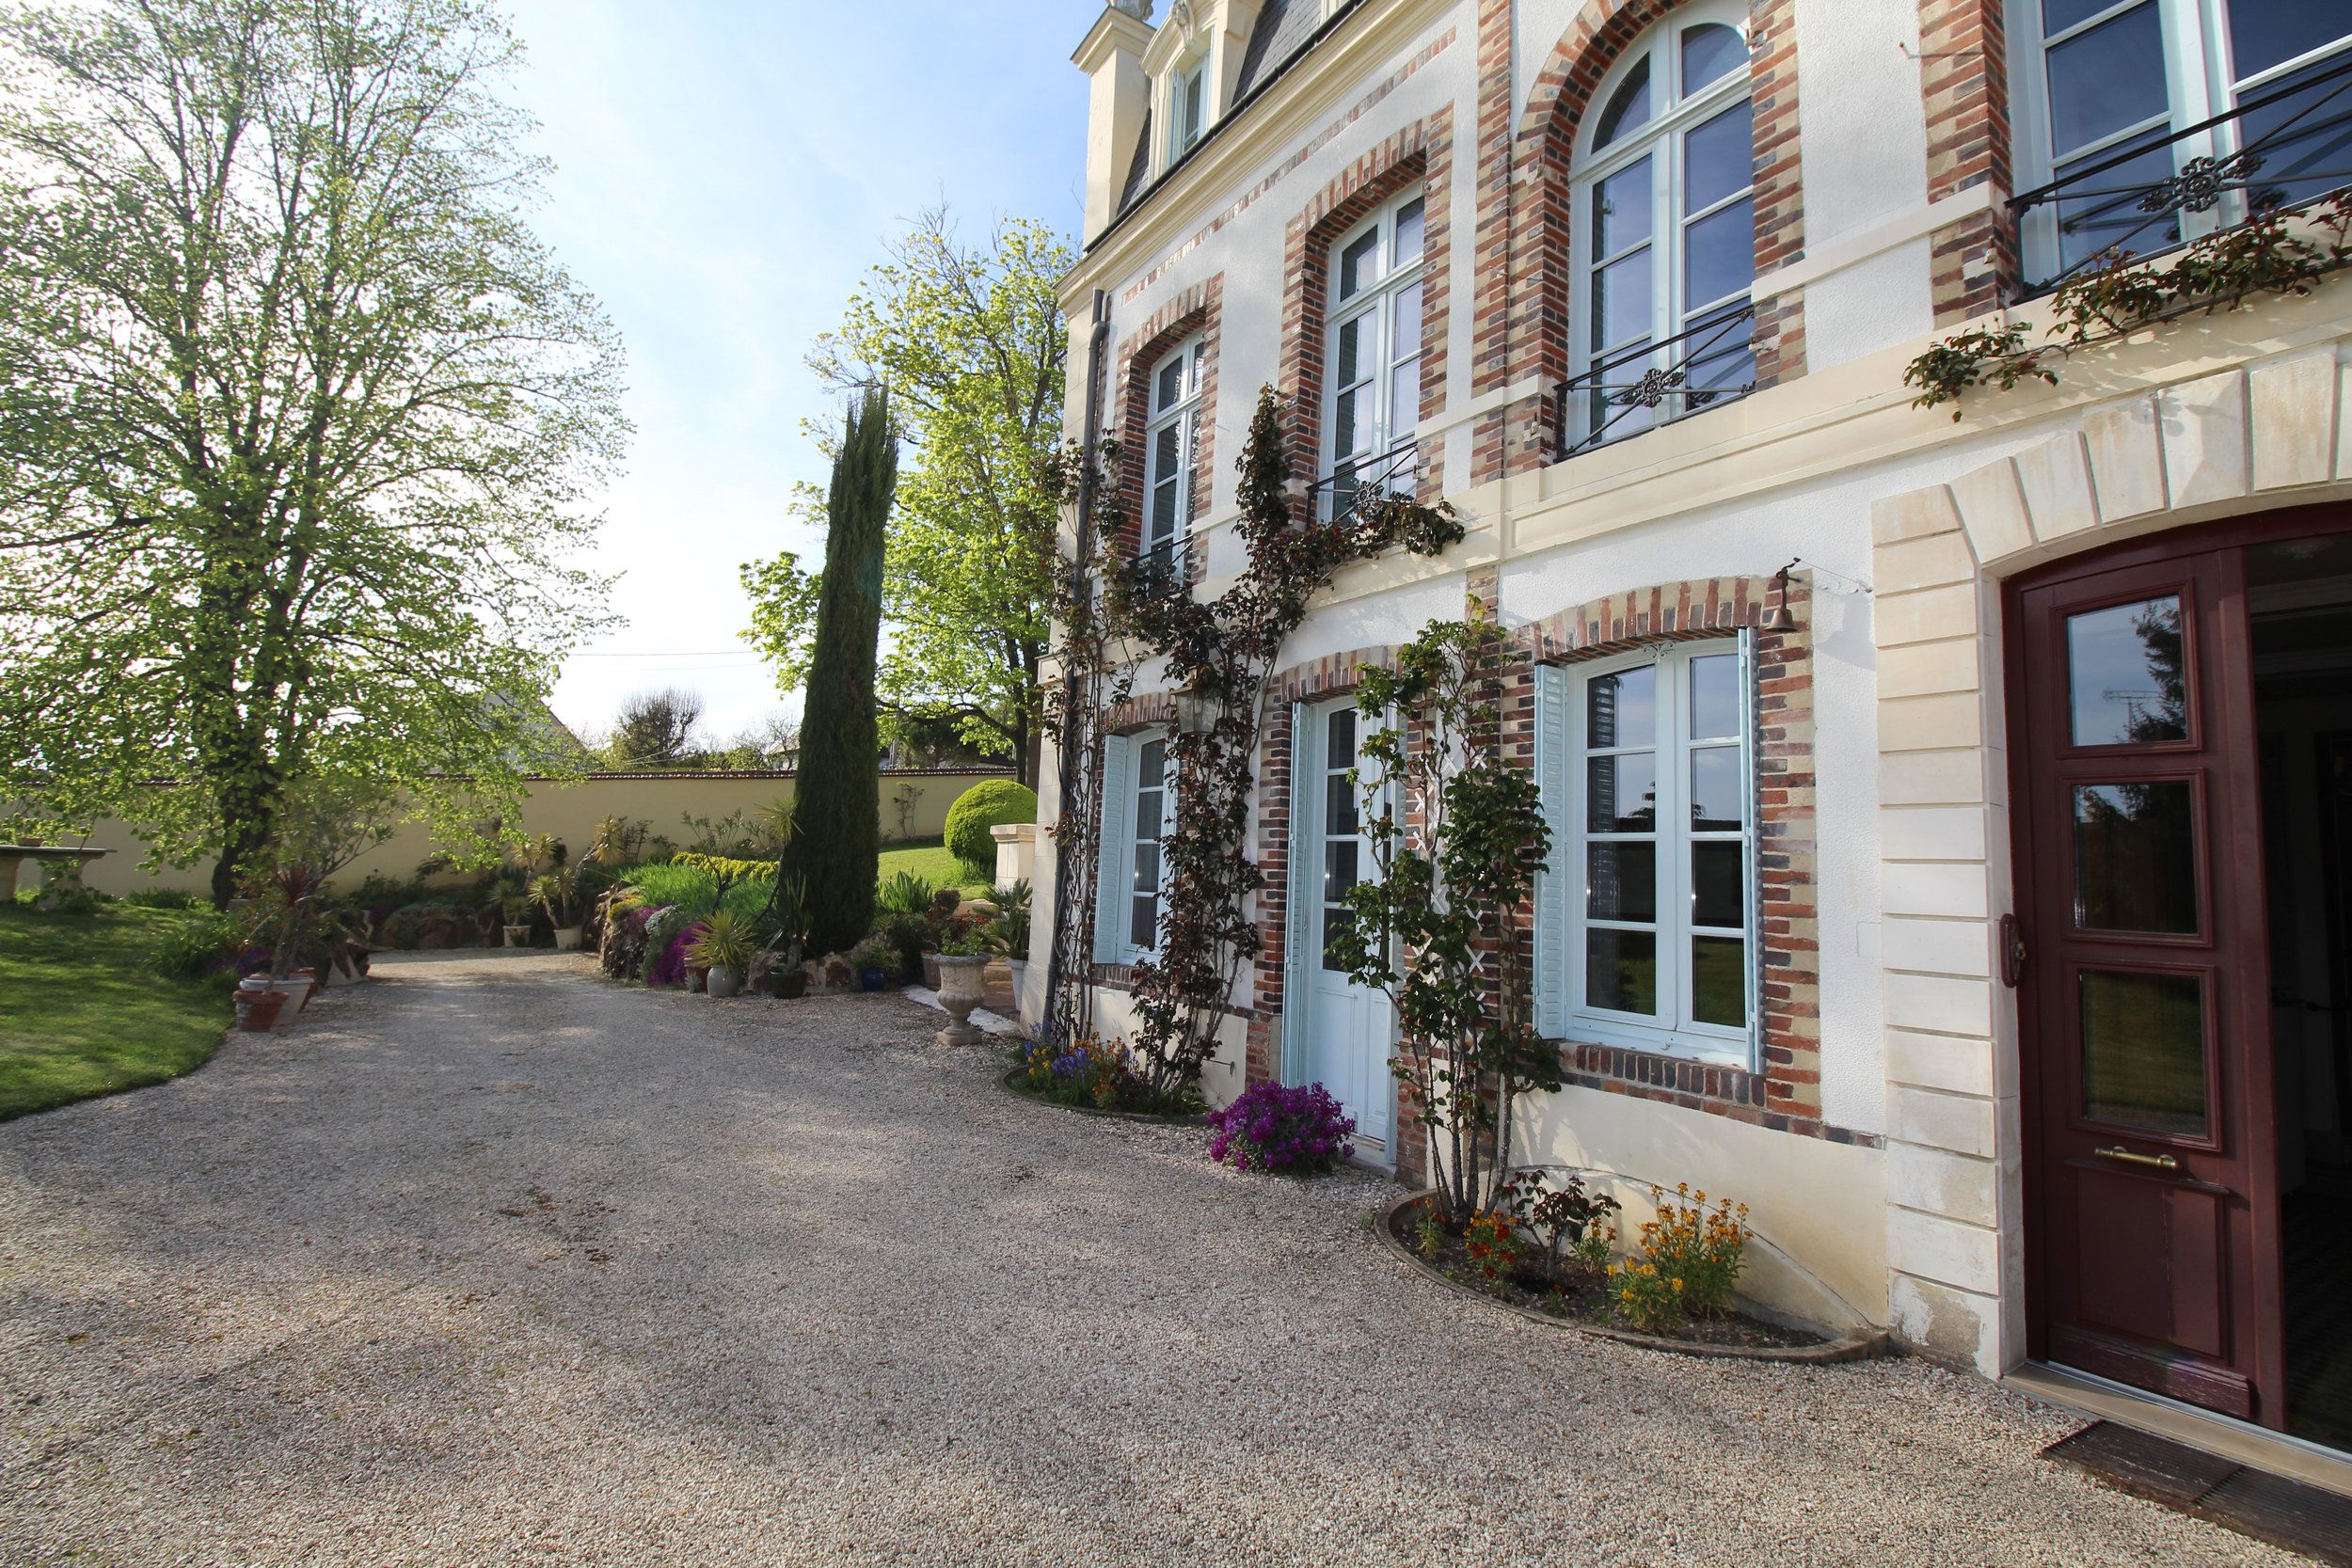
[2013,547,2284,1423]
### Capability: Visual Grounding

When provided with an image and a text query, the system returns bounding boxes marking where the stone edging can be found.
[996,1067,1210,1127]
[1376,1192,1892,1366]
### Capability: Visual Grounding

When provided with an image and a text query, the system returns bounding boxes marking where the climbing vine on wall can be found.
[1101,387,1464,1101]
[1902,192,2352,418]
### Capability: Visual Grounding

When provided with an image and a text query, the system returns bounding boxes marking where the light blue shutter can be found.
[1533,664,1570,1039]
[1094,736,1131,963]
[1280,702,1311,1083]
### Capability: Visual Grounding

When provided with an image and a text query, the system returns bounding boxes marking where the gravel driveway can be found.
[0,951,2307,1566]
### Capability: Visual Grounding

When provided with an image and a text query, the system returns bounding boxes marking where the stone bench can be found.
[0,846,109,906]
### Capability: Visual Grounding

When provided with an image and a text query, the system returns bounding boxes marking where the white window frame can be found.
[1140,334,1205,577]
[1543,636,1758,1066]
[2011,1,2352,283]
[1168,58,1208,165]
[1315,184,1429,520]
[1095,728,1173,966]
[1565,1,1756,451]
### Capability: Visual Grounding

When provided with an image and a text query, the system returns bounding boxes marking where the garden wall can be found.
[68,768,1017,896]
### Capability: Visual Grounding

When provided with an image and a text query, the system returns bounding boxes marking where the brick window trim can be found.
[1920,0,2017,324]
[1275,106,1455,501]
[1511,573,1836,1136]
[1487,0,1806,483]
[1111,274,1225,578]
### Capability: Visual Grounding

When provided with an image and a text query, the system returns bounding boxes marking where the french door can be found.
[2012,546,2283,1421]
[1287,698,1394,1153]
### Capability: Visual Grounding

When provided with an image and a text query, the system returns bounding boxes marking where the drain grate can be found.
[2044,1421,2352,1564]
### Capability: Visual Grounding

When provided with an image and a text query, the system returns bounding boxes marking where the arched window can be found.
[1567,6,1756,451]
[2015,0,2352,288]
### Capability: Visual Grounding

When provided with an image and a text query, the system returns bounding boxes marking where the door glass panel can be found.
[1680,24,1746,93]
[1593,55,1652,148]
[2079,969,2208,1137]
[1335,315,1364,388]
[1325,772,1359,837]
[1683,101,1753,215]
[1587,664,1656,747]
[1593,250,1653,352]
[2073,781,2198,933]
[1690,652,1740,738]
[2228,0,2350,81]
[2045,6,2169,156]
[2233,55,2352,214]
[1587,843,1657,921]
[1588,753,1657,831]
[1692,936,1746,1027]
[2042,0,2119,36]
[1391,280,1423,367]
[1324,840,1359,905]
[1131,895,1157,951]
[1326,707,1356,769]
[1155,355,1185,411]
[1692,841,1744,927]
[1588,928,1658,1013]
[2066,594,2188,746]
[1321,906,1357,971]
[1392,198,1426,266]
[1338,229,1378,300]
[1682,196,1755,310]
[1690,746,1743,831]
[2053,135,2182,275]
[1594,157,1654,258]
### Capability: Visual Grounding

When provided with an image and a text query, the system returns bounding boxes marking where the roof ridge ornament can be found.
[1110,0,1154,19]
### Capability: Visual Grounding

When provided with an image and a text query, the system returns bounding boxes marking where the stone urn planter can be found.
[921,951,943,991]
[932,955,989,1046]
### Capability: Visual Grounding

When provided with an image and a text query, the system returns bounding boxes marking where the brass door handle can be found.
[2095,1145,2181,1171]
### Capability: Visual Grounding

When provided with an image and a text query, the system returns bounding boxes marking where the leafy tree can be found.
[606,689,706,768]
[0,0,626,906]
[784,388,895,955]
[740,210,1069,785]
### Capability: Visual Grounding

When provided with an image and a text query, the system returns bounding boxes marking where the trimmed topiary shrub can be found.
[944,779,1036,871]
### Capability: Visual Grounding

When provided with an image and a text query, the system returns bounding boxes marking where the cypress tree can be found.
[787,388,897,955]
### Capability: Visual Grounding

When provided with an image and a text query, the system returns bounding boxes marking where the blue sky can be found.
[503,1,1090,746]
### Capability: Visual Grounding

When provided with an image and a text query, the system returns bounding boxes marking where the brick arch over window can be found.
[1110,275,1225,568]
[1276,107,1454,497]
[1509,573,1836,1135]
[1478,0,1805,483]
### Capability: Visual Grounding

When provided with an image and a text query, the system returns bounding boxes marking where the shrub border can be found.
[1376,1191,1890,1365]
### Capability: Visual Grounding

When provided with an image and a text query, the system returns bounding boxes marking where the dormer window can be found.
[1168,59,1207,162]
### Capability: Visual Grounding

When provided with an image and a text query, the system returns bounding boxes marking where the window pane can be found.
[1139,739,1165,776]
[1587,928,1658,1013]
[1594,55,1652,148]
[1682,308,1756,400]
[1588,842,1657,922]
[1326,771,1359,837]
[1683,196,1756,311]
[1692,936,1747,1027]
[1156,355,1186,412]
[1681,24,1747,94]
[2074,782,2198,933]
[2042,0,2126,37]
[2229,0,2350,81]
[2046,6,2169,156]
[1391,357,1422,442]
[1393,198,1426,265]
[2080,969,2208,1137]
[1684,100,1754,215]
[1391,279,1423,364]
[1335,314,1364,388]
[1690,651,1739,737]
[1593,250,1654,351]
[1593,157,1654,259]
[1132,895,1158,951]
[1150,477,1179,547]
[1333,382,1369,459]
[2067,595,2188,745]
[1325,706,1356,769]
[1133,842,1160,895]
[1692,841,1744,927]
[1587,753,1657,832]
[1135,784,1162,840]
[1587,354,1655,443]
[1339,229,1379,299]
[1587,664,1656,748]
[1691,747,1743,832]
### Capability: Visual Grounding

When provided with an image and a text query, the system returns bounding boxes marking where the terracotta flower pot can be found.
[235,989,286,1033]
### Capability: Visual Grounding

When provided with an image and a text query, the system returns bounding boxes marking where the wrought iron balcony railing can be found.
[1309,438,1423,525]
[1552,304,1758,461]
[2012,49,2352,297]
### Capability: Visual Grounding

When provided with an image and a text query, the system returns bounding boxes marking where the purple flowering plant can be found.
[1205,1082,1355,1176]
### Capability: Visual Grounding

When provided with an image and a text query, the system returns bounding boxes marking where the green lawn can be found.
[0,904,230,1121]
[878,837,994,897]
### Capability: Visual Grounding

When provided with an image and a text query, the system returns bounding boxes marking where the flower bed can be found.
[1001,1035,1203,1122]
[1380,1192,1887,1365]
